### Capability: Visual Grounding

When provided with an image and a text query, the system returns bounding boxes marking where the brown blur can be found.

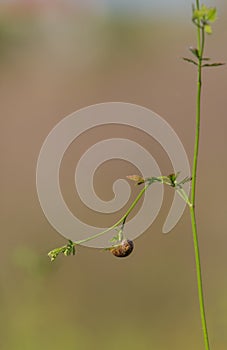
[1,2,227,349]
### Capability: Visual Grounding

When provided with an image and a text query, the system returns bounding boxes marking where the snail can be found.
[110,239,134,258]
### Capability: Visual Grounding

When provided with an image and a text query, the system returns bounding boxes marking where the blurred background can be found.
[1,0,227,349]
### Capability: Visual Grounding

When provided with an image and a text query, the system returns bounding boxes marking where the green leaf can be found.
[178,176,192,186]
[202,62,225,67]
[48,240,76,261]
[192,5,217,30]
[182,57,198,66]
[48,249,60,262]
[207,7,217,22]
[167,172,180,187]
[63,249,70,256]
[204,24,212,34]
[189,47,199,59]
[192,9,201,21]
[193,5,209,21]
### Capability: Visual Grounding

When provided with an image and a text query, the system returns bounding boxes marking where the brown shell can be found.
[111,239,134,258]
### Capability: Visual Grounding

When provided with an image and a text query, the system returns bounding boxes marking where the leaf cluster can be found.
[48,240,76,262]
[183,5,224,68]
[192,4,217,34]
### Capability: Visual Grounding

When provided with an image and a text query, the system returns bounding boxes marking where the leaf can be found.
[192,5,208,21]
[192,9,201,21]
[48,250,60,262]
[189,47,199,59]
[182,57,198,66]
[167,172,180,187]
[192,6,217,30]
[204,24,212,34]
[64,249,70,256]
[207,7,217,23]
[48,240,76,261]
[126,175,145,185]
[202,62,225,67]
[179,176,192,186]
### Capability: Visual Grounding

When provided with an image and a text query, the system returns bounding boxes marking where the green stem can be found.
[74,182,151,245]
[190,2,210,349]
[176,187,192,207]
[190,207,210,350]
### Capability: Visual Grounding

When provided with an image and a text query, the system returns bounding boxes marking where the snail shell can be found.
[111,239,134,258]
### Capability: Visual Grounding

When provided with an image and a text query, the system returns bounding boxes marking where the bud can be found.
[126,175,145,185]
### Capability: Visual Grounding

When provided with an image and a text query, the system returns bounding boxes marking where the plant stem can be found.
[190,207,210,350]
[48,178,164,259]
[74,182,151,245]
[190,1,210,349]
